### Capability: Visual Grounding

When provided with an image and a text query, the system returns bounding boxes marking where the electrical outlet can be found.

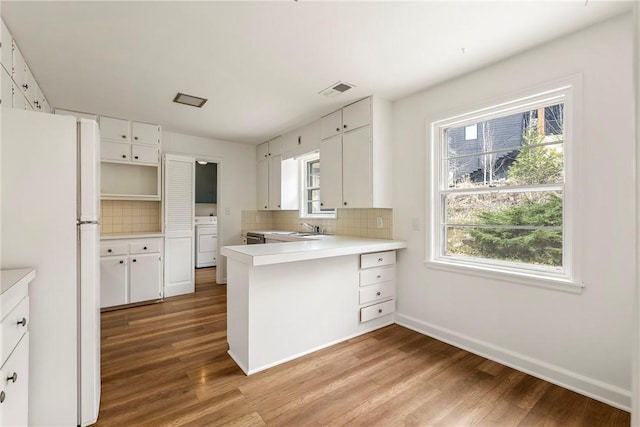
[255,214,261,223]
[376,217,384,228]
[225,207,231,215]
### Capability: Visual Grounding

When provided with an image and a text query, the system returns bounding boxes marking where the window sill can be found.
[424,259,583,294]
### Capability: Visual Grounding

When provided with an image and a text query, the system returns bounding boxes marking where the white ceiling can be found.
[2,1,632,145]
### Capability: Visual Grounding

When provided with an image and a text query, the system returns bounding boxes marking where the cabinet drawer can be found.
[0,297,28,365]
[360,266,395,287]
[359,282,395,305]
[360,251,396,269]
[100,244,128,257]
[0,333,29,427]
[360,299,395,323]
[130,240,161,254]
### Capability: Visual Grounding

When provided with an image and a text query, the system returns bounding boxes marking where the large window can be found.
[300,153,335,218]
[431,85,580,287]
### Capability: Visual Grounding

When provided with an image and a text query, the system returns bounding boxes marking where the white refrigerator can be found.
[1,108,101,426]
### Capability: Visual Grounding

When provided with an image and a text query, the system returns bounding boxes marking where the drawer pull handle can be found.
[132,259,137,263]
[119,260,124,264]
[7,372,17,383]
[122,135,127,139]
[378,309,382,314]
[0,390,5,403]
[17,317,27,327]
[378,258,383,262]
[376,292,381,296]
[376,275,381,279]
[108,249,112,253]
[143,246,148,250]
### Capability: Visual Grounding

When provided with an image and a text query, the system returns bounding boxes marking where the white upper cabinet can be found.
[320,110,342,140]
[132,122,161,145]
[1,21,12,75]
[99,115,162,200]
[11,42,26,94]
[256,137,285,210]
[1,20,52,113]
[342,96,371,132]
[100,117,131,142]
[282,119,320,158]
[319,96,392,209]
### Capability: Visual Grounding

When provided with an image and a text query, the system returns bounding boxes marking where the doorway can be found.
[194,157,223,284]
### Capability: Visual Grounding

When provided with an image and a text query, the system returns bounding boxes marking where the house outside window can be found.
[300,153,336,218]
[430,84,581,289]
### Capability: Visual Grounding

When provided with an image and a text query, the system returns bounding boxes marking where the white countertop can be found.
[101,232,165,240]
[1,268,36,294]
[222,235,407,266]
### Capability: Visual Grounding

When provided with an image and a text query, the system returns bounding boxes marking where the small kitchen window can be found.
[300,153,336,218]
[428,81,582,291]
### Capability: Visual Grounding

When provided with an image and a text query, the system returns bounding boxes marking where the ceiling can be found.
[2,1,632,145]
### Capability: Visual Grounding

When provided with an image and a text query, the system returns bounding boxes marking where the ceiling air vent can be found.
[173,92,208,108]
[319,81,355,98]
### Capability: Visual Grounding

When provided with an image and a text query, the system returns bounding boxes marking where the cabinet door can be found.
[257,159,269,210]
[319,134,343,208]
[342,126,371,208]
[300,120,320,152]
[11,81,27,110]
[0,334,29,427]
[268,136,282,157]
[2,68,12,107]
[23,66,34,107]
[268,155,282,210]
[280,130,299,155]
[163,154,195,297]
[11,43,25,93]
[132,122,160,145]
[257,142,269,160]
[343,97,371,132]
[131,144,159,165]
[320,110,342,140]
[195,162,216,203]
[100,117,130,142]
[129,253,161,303]
[1,22,12,75]
[100,256,128,307]
[101,141,130,162]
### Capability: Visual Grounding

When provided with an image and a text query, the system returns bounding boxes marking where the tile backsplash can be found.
[242,208,393,239]
[101,200,161,234]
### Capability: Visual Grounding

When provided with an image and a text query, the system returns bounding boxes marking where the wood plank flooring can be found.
[96,268,630,426]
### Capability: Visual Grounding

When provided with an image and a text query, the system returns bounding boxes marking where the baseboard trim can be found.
[395,313,631,411]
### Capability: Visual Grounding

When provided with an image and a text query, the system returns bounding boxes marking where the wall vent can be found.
[319,81,355,98]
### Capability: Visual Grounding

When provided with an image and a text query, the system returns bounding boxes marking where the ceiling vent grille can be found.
[319,81,355,98]
[173,92,208,108]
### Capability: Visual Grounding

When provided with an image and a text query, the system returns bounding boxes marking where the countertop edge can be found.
[101,233,165,240]
[1,268,36,294]
[222,238,407,267]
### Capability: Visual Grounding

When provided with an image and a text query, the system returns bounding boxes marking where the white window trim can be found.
[426,75,583,293]
[298,152,337,219]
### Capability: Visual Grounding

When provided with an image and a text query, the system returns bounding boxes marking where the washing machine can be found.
[195,216,217,268]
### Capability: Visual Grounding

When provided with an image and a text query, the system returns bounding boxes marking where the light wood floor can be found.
[96,268,630,426]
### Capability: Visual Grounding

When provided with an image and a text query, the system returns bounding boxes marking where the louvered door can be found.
[163,154,195,297]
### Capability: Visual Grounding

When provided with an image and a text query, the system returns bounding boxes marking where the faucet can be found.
[300,222,321,234]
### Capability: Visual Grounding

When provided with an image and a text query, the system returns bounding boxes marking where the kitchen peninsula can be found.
[221,236,407,374]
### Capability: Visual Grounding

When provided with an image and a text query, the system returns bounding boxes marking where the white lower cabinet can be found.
[0,269,33,426]
[100,237,163,309]
[359,251,396,323]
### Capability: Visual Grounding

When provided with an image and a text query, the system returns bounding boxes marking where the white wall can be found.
[393,13,634,409]
[162,131,257,282]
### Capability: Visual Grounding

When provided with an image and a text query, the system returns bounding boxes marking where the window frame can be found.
[299,152,336,219]
[427,79,583,293]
